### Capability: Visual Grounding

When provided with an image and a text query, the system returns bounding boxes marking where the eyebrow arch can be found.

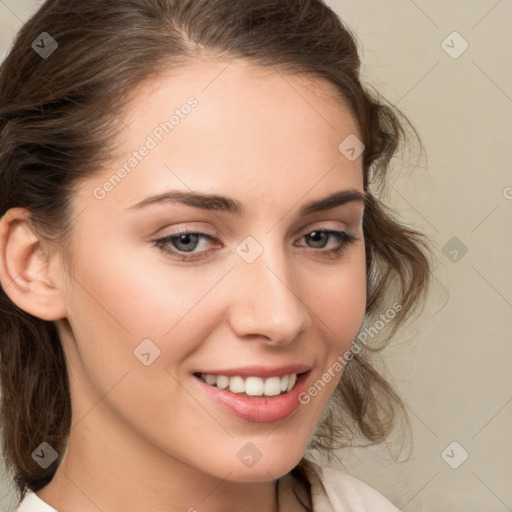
[125,188,367,216]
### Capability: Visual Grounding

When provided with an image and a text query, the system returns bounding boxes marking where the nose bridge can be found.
[229,236,311,343]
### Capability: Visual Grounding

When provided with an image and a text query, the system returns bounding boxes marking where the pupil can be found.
[174,234,198,252]
[309,231,327,248]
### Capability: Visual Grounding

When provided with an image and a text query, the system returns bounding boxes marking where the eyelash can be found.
[152,227,358,262]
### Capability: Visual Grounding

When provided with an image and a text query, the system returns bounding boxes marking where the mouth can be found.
[191,366,311,423]
[194,372,301,397]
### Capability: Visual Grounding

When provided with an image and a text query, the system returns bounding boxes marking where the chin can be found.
[218,439,309,483]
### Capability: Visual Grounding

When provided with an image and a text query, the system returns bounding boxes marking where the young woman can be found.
[0,1,432,510]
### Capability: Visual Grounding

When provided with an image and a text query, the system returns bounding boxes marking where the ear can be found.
[0,208,67,321]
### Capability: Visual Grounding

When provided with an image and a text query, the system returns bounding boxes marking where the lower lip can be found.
[193,372,310,423]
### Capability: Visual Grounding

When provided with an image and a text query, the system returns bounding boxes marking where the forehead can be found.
[79,58,363,214]
[135,58,350,112]
[121,57,359,146]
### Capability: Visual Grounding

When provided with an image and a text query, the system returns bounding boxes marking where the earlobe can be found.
[0,207,67,321]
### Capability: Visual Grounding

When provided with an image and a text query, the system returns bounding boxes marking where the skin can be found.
[0,58,366,512]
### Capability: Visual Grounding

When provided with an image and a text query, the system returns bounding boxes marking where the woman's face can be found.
[56,59,366,482]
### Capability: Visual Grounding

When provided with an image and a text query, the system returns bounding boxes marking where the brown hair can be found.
[0,0,432,502]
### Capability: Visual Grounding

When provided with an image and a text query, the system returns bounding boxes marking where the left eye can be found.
[153,229,357,261]
[162,233,211,253]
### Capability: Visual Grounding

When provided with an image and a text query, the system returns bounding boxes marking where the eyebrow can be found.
[125,188,367,216]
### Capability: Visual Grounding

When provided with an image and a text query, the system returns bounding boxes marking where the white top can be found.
[14,460,399,511]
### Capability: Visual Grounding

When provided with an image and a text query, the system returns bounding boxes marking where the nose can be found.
[228,241,312,345]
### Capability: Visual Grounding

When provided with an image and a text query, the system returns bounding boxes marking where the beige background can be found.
[1,1,511,511]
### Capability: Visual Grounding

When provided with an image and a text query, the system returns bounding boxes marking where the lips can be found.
[192,364,310,397]
[191,364,311,423]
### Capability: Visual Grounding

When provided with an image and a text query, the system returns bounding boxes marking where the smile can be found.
[197,372,298,397]
[192,365,311,423]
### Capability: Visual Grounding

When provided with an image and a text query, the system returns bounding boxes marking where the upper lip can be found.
[193,364,311,379]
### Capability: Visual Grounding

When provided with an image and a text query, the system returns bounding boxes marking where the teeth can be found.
[264,376,281,396]
[287,373,296,391]
[205,374,217,386]
[216,375,229,389]
[228,376,245,394]
[280,374,289,392]
[245,376,264,396]
[199,373,299,396]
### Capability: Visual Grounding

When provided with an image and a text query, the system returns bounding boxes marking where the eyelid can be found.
[154,221,350,243]
[299,221,348,234]
[153,223,219,240]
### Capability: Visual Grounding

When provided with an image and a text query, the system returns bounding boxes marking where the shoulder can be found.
[13,490,58,512]
[301,459,400,512]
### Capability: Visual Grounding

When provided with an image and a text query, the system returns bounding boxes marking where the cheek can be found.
[61,245,224,440]
[312,245,367,350]
[62,238,234,387]
[295,251,366,415]
[67,236,225,336]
